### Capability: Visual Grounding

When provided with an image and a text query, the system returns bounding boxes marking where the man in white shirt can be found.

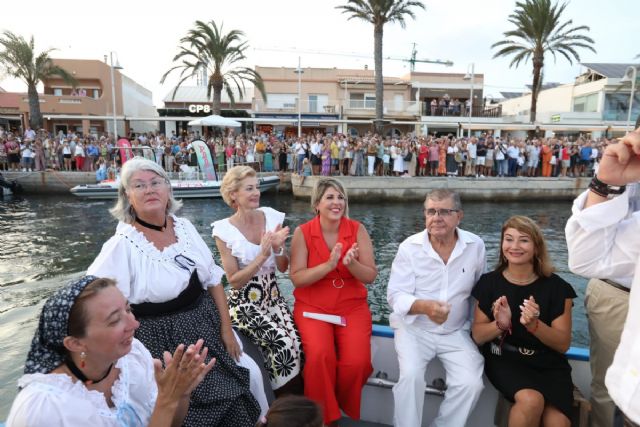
[566,128,640,427]
[387,189,486,427]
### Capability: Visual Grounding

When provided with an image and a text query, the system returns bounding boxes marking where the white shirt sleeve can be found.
[87,234,133,300]
[387,242,419,326]
[566,189,640,282]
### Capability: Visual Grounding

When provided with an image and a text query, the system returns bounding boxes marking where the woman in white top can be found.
[212,166,303,396]
[87,158,267,426]
[7,276,214,427]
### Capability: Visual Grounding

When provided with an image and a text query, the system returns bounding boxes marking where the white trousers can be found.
[393,324,484,427]
[233,330,269,418]
[367,155,376,175]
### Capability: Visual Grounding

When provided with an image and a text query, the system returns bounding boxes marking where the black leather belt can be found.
[491,340,545,357]
[600,278,630,293]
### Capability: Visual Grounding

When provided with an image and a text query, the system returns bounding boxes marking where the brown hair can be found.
[255,396,322,427]
[496,215,555,277]
[67,278,117,337]
[220,165,257,208]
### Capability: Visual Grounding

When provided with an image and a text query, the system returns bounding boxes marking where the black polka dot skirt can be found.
[135,291,260,427]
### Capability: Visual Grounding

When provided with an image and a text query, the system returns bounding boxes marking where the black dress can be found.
[471,270,577,419]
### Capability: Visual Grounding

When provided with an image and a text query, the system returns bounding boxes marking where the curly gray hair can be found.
[109,157,182,223]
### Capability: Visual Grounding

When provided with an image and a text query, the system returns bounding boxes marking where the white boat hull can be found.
[70,176,280,200]
[359,325,591,426]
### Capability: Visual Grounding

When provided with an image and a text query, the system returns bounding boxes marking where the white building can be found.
[498,63,639,138]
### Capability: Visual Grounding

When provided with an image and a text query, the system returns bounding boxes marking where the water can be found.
[0,193,587,418]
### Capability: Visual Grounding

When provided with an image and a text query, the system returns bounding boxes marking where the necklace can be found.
[135,215,167,232]
[503,269,538,284]
[66,357,114,385]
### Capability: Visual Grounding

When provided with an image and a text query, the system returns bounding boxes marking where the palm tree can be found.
[161,20,266,116]
[0,31,76,130]
[492,0,595,123]
[336,0,425,134]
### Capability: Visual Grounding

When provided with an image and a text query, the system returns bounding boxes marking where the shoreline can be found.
[3,170,589,201]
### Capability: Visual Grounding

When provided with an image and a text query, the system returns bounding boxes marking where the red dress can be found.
[294,215,373,424]
[418,144,429,167]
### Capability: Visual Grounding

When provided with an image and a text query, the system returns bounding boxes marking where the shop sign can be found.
[188,104,211,113]
[551,114,561,123]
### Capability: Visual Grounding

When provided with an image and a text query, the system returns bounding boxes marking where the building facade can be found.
[15,58,156,136]
[497,63,638,138]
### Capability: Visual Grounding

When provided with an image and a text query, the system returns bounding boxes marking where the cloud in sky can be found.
[1,0,637,105]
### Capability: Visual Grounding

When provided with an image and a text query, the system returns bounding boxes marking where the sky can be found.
[0,0,638,107]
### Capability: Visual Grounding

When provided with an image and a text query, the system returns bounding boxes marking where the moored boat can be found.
[70,175,281,199]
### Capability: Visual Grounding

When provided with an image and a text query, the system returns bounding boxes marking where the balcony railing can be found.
[253,99,421,117]
[423,103,502,118]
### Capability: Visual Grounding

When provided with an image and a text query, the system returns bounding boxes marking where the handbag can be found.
[404,152,413,162]
[549,155,557,165]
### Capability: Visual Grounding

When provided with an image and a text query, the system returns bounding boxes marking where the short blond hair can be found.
[220,166,257,208]
[310,177,349,217]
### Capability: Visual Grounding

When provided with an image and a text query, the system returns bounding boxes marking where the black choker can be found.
[135,216,167,232]
[66,357,114,385]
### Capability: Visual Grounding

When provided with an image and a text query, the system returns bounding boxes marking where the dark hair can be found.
[67,278,117,337]
[256,396,323,427]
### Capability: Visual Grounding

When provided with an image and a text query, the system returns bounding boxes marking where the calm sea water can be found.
[0,192,587,418]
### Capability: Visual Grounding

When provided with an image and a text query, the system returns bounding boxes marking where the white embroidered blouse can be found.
[7,339,157,427]
[87,215,224,304]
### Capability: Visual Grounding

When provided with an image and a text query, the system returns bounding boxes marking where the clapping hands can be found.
[154,339,216,400]
[519,296,540,329]
[492,296,512,332]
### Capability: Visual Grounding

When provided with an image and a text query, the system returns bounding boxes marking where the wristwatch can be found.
[589,175,626,198]
[272,246,285,257]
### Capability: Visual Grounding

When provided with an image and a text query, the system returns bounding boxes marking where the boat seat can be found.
[493,385,591,427]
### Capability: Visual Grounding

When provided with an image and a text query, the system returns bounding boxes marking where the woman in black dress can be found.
[471,215,576,427]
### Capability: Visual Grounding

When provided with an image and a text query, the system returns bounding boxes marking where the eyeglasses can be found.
[130,179,168,193]
[424,208,460,217]
[174,254,196,272]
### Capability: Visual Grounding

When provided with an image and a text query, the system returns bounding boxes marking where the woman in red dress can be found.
[418,139,429,176]
[290,177,377,426]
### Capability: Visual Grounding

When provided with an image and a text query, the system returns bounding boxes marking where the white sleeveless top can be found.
[211,207,285,276]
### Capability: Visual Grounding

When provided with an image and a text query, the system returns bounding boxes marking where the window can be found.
[266,93,297,110]
[349,93,375,109]
[603,92,640,121]
[53,88,63,96]
[308,94,328,113]
[573,93,598,112]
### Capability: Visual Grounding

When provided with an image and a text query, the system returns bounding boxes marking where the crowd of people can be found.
[0,124,609,182]
[4,128,640,427]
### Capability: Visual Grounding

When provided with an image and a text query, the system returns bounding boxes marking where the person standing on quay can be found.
[566,128,640,427]
[387,189,485,427]
[290,177,377,426]
[212,166,304,397]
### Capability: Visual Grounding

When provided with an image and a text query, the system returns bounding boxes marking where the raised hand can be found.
[519,295,540,329]
[154,339,216,400]
[327,242,343,270]
[271,224,290,252]
[342,243,359,266]
[493,296,512,331]
[596,128,640,186]
[259,231,274,258]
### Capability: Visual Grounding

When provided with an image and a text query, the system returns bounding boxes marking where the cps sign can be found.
[188,104,211,114]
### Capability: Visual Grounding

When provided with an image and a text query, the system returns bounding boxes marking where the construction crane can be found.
[386,43,453,71]
[253,44,453,70]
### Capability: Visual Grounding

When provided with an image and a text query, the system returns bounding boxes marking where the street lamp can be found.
[109,52,123,141]
[463,63,475,138]
[621,65,638,133]
[294,57,304,138]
